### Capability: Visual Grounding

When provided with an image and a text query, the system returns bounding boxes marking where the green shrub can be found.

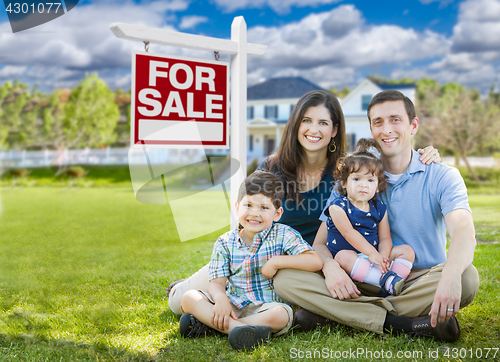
[247,158,259,176]
[457,166,500,194]
[6,168,29,178]
[65,166,86,178]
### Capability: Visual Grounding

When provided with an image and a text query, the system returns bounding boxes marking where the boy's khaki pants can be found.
[273,262,479,333]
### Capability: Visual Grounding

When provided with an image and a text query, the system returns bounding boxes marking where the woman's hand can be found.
[418,146,441,164]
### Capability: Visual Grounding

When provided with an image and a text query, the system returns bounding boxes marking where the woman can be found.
[168,90,438,315]
[256,90,345,245]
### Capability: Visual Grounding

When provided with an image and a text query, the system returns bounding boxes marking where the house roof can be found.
[378,83,416,90]
[248,77,326,100]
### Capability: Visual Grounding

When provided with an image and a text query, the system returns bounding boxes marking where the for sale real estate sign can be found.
[131,51,229,148]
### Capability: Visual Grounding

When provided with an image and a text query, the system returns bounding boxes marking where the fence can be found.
[0,147,230,168]
[0,149,497,169]
[441,156,499,168]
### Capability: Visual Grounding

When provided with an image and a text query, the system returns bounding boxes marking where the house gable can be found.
[341,79,382,118]
[247,117,277,128]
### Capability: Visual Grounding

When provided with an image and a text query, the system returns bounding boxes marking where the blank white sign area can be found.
[138,119,223,142]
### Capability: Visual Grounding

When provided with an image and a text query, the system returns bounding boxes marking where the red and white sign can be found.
[131,51,229,148]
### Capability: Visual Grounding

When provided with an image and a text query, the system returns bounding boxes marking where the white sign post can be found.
[110,17,267,229]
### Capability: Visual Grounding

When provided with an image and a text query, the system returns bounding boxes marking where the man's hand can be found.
[211,299,238,331]
[368,252,389,274]
[323,259,361,300]
[429,272,461,327]
[262,258,279,279]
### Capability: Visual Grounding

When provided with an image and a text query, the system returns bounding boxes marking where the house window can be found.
[361,95,372,111]
[249,135,253,152]
[264,105,278,119]
[247,106,254,119]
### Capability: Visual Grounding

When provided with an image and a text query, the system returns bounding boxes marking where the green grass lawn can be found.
[0,188,499,362]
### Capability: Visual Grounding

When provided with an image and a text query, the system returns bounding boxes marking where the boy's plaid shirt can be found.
[208,223,312,309]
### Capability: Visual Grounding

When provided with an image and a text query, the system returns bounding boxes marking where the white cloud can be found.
[211,0,342,14]
[452,0,500,52]
[0,0,190,89]
[418,0,455,7]
[179,15,208,29]
[434,64,498,90]
[429,52,482,72]
[247,6,449,84]
[321,4,364,37]
[401,0,500,93]
[1,0,498,95]
[0,0,189,69]
[243,3,500,94]
[0,65,28,78]
[457,0,500,21]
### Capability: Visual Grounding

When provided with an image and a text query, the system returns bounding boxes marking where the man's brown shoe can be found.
[410,315,460,342]
[292,308,334,332]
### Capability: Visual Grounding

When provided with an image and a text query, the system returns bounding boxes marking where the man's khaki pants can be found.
[169,264,210,315]
[273,262,479,333]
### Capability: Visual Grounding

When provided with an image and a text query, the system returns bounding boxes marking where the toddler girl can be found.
[323,138,415,296]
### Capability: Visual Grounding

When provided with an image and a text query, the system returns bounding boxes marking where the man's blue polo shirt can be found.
[321,149,471,269]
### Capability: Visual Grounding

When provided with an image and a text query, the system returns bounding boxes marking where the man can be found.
[274,90,479,341]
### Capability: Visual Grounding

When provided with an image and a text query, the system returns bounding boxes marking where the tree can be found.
[416,81,500,182]
[40,89,70,150]
[330,87,351,98]
[483,86,500,154]
[113,88,131,147]
[367,74,415,85]
[39,74,119,172]
[488,85,500,106]
[62,73,119,149]
[0,80,43,150]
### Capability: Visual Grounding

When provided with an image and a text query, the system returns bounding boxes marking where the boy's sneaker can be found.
[380,271,405,296]
[179,313,219,338]
[228,325,272,350]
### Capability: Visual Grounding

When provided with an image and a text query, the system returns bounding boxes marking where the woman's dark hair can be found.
[262,90,346,202]
[335,138,387,199]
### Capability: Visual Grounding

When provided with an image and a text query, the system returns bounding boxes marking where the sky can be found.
[1,0,500,94]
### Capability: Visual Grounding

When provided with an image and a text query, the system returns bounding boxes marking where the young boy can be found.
[180,171,323,350]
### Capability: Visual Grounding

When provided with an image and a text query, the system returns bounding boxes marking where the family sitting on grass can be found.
[167,90,479,351]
